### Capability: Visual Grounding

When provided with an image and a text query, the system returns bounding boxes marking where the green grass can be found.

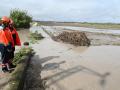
[29,31,44,44]
[13,47,33,65]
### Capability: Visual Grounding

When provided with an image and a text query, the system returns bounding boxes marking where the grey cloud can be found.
[1,0,120,23]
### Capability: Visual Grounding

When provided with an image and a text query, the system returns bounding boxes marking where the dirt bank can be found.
[53,31,90,46]
[42,26,120,46]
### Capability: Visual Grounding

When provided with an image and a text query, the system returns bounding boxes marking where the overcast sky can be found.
[0,0,120,23]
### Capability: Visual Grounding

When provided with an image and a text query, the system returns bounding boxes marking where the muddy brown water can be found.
[12,27,120,90]
[10,26,119,90]
[17,29,30,42]
[41,40,120,90]
[22,27,120,90]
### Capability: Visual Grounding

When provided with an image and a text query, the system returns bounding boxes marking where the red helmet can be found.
[1,16,10,23]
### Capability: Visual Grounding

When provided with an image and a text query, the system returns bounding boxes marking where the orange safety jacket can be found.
[3,27,14,47]
[0,28,14,46]
[10,27,21,46]
[0,29,9,46]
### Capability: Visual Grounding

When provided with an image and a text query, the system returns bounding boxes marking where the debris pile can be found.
[53,31,91,46]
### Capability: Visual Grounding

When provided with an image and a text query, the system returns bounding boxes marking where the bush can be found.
[30,31,44,40]
[13,47,33,65]
[10,9,32,28]
[29,31,44,43]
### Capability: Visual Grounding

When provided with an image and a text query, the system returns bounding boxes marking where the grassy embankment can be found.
[7,47,34,90]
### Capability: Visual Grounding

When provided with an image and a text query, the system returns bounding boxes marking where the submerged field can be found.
[35,21,120,30]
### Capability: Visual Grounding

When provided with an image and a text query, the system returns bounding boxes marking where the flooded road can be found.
[25,27,120,90]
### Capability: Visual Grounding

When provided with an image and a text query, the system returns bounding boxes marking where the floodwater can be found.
[27,27,120,90]
[17,29,30,42]
[30,26,43,33]
[53,26,120,35]
[40,40,120,90]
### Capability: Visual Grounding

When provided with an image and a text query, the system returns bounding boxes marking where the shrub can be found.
[13,47,33,65]
[10,9,32,28]
[29,31,44,43]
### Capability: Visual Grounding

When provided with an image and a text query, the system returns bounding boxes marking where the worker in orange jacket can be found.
[8,18,21,69]
[0,16,14,72]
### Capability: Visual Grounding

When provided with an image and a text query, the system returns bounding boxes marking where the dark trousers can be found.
[0,45,15,64]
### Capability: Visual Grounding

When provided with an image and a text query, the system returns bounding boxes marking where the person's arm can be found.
[13,28,21,46]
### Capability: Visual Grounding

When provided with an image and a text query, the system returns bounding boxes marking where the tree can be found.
[10,9,32,28]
